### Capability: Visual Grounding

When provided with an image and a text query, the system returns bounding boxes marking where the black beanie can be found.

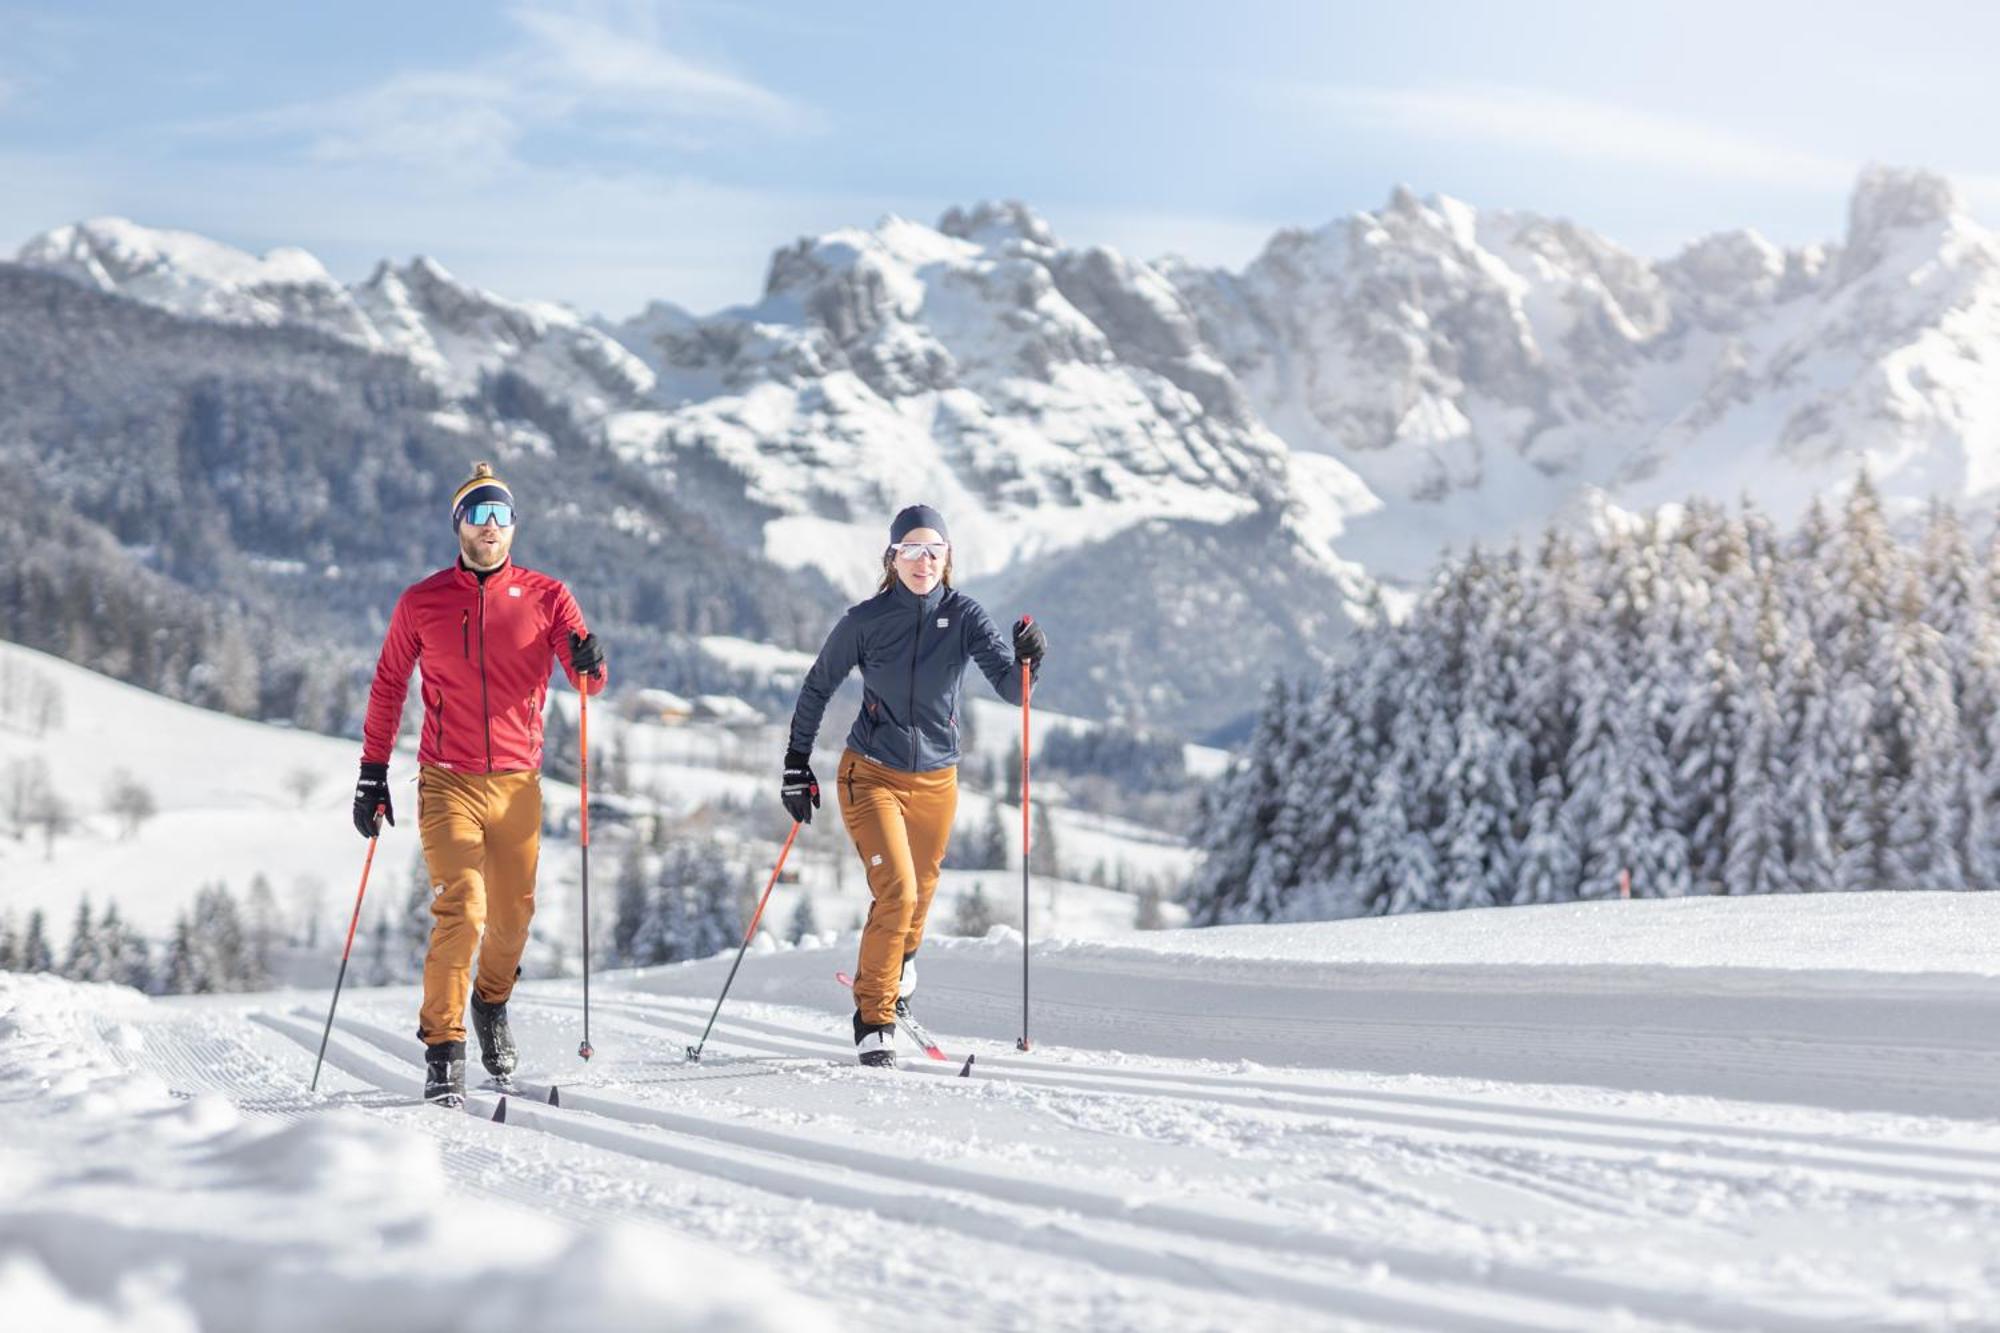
[890,504,948,543]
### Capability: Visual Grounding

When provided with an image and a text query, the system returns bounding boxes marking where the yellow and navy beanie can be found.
[450,461,514,526]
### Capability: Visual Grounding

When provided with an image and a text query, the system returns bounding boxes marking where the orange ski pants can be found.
[837,749,958,1026]
[415,765,543,1045]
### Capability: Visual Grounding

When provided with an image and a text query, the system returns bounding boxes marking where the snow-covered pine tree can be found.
[1134,883,1166,930]
[693,843,748,958]
[1515,773,1580,904]
[982,802,1010,871]
[1881,573,1968,891]
[1291,654,1379,904]
[1775,607,1838,893]
[191,883,254,990]
[613,846,649,963]
[364,914,393,987]
[1726,671,1789,897]
[952,882,995,936]
[1672,612,1740,895]
[1185,678,1295,923]
[20,909,53,973]
[399,855,434,981]
[163,913,201,993]
[98,902,152,992]
[63,897,107,982]
[245,874,280,984]
[787,889,819,944]
[1437,627,1525,911]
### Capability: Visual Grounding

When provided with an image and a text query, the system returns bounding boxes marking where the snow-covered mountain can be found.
[21,218,654,419]
[1174,165,2000,576]
[17,166,2000,732]
[602,202,1378,597]
[15,208,1386,733]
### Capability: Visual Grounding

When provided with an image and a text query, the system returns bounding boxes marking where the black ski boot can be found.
[424,1040,466,1107]
[470,992,517,1082]
[896,953,917,1021]
[853,1009,896,1069]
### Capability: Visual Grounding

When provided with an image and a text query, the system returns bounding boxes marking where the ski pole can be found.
[686,821,801,1061]
[311,806,385,1092]
[1018,615,1033,1053]
[578,685,593,1062]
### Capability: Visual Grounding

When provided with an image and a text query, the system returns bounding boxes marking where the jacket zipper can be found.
[907,596,923,770]
[476,582,494,773]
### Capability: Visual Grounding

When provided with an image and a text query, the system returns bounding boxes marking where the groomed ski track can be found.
[94,937,2000,1331]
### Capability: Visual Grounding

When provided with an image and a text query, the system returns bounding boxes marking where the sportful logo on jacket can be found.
[362,559,606,773]
[789,581,1028,774]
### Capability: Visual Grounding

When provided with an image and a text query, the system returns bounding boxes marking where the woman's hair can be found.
[877,544,955,593]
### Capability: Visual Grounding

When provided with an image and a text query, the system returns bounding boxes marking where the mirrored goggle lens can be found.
[893,541,948,561]
[462,501,515,527]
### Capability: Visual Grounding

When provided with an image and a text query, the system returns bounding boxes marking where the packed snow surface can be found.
[1082,891,2000,975]
[7,891,2000,1330]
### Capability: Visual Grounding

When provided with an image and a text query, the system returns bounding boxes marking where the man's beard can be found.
[460,532,509,570]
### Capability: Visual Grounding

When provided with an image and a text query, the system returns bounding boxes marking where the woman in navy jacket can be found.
[782,505,1045,1066]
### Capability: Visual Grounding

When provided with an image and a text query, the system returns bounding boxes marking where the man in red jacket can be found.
[353,461,607,1106]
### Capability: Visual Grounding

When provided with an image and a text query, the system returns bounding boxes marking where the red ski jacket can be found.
[361,559,606,773]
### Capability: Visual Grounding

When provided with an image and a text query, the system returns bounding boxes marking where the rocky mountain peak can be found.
[1838,165,1965,281]
[937,199,1059,250]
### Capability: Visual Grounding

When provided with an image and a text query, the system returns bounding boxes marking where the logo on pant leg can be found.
[871,854,883,866]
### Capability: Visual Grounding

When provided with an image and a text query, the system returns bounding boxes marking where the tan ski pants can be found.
[837,749,958,1026]
[415,765,542,1045]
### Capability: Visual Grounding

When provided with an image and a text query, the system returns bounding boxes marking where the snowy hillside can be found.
[0,639,1190,956]
[8,891,2000,1329]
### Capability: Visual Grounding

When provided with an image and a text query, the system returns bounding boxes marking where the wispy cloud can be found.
[1292,82,1857,192]
[166,0,813,179]
[507,3,802,128]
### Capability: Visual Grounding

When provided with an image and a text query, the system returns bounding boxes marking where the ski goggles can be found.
[456,500,515,528]
[891,541,949,561]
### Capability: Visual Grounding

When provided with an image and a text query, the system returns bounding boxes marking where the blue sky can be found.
[3,1,1996,317]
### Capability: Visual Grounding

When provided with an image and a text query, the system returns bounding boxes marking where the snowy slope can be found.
[9,891,2000,1330]
[0,639,1190,949]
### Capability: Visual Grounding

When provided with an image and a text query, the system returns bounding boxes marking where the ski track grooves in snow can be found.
[240,1011,1576,1332]
[95,1006,674,1239]
[271,1000,1868,1333]
[532,990,2000,1196]
[275,1010,1586,1333]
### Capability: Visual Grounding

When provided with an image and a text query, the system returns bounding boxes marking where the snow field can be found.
[0,972,830,1332]
[11,891,2000,1330]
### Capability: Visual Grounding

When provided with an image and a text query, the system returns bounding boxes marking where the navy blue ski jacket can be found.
[788,581,1030,773]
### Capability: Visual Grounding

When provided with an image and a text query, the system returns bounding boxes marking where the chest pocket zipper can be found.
[461,610,470,657]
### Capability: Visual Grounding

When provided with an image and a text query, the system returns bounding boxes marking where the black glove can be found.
[353,762,393,839]
[1012,617,1047,672]
[569,630,605,677]
[781,750,820,825]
